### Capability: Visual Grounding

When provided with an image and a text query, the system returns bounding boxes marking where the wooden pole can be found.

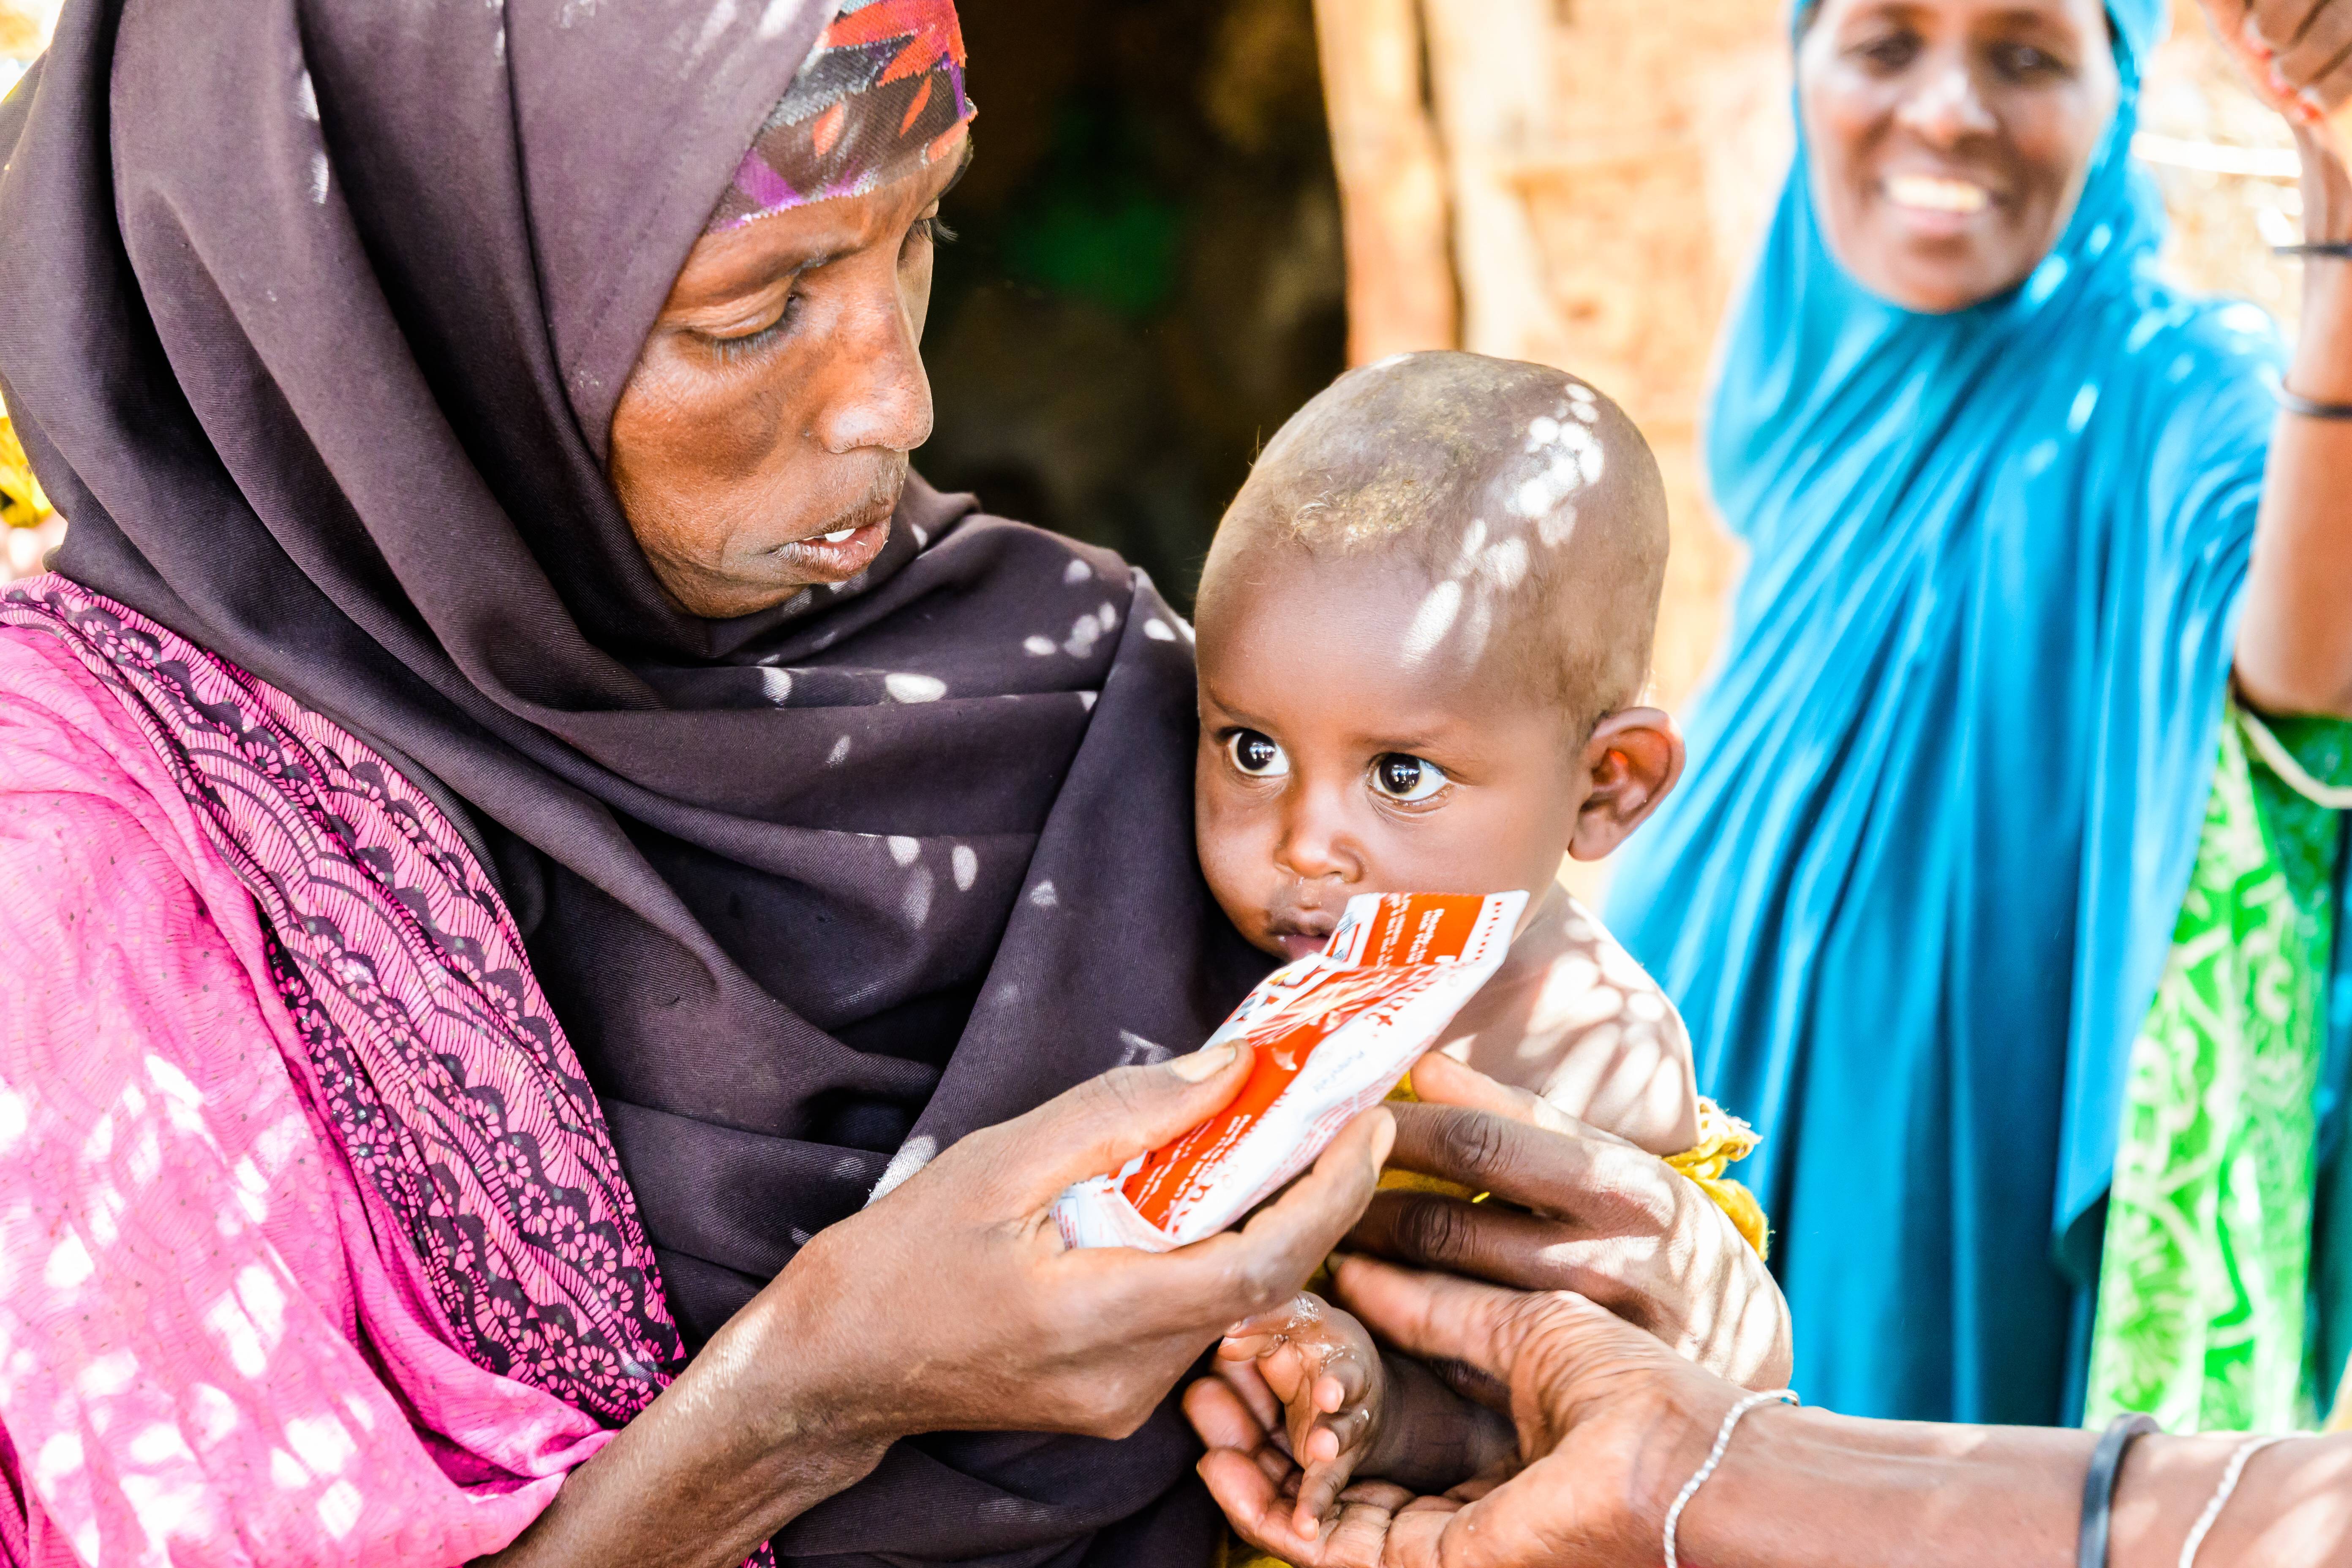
[1311,0,1458,364]
[1418,0,1565,364]
[1417,0,1783,905]
[0,0,58,60]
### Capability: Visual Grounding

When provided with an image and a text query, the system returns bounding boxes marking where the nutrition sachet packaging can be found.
[1053,888,1527,1252]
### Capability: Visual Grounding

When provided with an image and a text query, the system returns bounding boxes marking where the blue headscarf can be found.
[1608,0,2293,1421]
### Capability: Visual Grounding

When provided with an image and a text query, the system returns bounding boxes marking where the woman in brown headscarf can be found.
[0,1,1783,1563]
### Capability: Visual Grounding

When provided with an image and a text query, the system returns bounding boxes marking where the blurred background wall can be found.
[0,0,63,580]
[0,0,2309,761]
[908,0,1350,601]
[0,0,44,91]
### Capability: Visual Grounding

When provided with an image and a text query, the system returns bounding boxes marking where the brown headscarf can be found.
[0,1,1263,1561]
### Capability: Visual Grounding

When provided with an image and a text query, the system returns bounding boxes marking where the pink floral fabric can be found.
[0,578,686,1563]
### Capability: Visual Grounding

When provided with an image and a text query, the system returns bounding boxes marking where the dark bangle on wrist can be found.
[2273,242,2352,259]
[2273,382,2352,419]
[2077,1413,2160,1568]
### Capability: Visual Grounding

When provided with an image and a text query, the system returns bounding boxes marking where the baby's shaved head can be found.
[1198,351,1669,737]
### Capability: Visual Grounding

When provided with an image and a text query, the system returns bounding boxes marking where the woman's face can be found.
[1797,0,2119,313]
[607,142,966,619]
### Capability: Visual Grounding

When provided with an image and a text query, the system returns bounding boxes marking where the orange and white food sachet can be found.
[1053,889,1527,1252]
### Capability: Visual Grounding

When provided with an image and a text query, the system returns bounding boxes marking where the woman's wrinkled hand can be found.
[782,1041,1392,1445]
[1356,1052,1791,1389]
[1192,1254,1745,1568]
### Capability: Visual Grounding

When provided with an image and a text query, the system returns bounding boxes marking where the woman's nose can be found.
[1894,58,1998,146]
[813,277,934,457]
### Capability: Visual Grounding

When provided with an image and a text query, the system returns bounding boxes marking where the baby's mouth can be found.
[1267,915,1338,963]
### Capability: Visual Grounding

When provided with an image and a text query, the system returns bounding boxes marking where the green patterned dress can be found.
[2085,702,2352,1433]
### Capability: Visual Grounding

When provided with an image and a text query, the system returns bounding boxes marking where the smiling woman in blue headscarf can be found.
[1609,0,2352,1427]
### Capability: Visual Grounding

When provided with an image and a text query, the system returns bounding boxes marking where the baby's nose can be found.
[1275,806,1362,884]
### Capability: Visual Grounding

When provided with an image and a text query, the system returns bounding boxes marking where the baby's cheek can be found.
[1364,816,1526,901]
[1195,776,1278,934]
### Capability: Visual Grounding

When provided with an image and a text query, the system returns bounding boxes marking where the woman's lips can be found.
[1882,172,1995,238]
[770,512,890,582]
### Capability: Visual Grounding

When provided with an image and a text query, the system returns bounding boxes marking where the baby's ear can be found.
[1566,707,1684,860]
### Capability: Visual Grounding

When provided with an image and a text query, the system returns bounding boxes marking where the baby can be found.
[1187,350,1696,1529]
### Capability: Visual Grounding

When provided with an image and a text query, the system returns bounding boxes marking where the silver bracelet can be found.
[1662,1387,1799,1568]
[2177,1434,2301,1568]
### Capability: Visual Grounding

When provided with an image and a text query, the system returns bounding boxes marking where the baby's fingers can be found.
[1286,1355,1372,1463]
[1222,1291,1328,1350]
[1312,1337,1375,1415]
[1221,1291,1336,1409]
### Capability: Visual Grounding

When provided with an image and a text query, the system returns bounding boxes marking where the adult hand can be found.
[492,1042,1389,1567]
[1357,1052,1791,1389]
[1204,1265,2352,1568]
[790,1038,1394,1440]
[1191,1254,1739,1568]
[2205,0,2352,124]
[2206,0,2352,272]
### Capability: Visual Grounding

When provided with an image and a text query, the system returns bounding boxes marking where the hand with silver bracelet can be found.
[1193,1252,2352,1568]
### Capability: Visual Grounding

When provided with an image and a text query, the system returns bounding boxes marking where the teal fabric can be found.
[2308,814,2352,1412]
[1608,0,2291,1423]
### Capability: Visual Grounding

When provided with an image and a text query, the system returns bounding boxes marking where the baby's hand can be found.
[1217,1293,1386,1534]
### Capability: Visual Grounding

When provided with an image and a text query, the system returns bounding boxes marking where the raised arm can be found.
[2218,0,2352,718]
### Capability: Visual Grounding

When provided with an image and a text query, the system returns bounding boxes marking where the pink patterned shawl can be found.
[0,577,683,1563]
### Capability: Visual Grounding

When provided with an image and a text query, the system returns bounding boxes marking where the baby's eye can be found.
[1227,729,1290,779]
[1369,753,1447,803]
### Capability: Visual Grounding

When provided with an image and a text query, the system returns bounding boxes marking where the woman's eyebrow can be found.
[695,220,868,304]
[665,265,806,324]
[1979,5,2076,34]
